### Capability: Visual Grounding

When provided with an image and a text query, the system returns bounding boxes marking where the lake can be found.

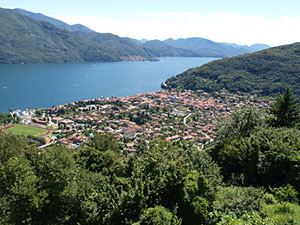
[0,57,217,113]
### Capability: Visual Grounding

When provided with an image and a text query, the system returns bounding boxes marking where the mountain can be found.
[142,40,203,57]
[164,38,270,57]
[13,9,205,58]
[248,44,271,52]
[221,42,270,52]
[164,42,300,99]
[7,8,271,63]
[14,8,95,33]
[15,9,152,58]
[15,8,152,57]
[0,7,120,63]
[73,32,151,57]
[140,39,149,43]
[123,37,144,45]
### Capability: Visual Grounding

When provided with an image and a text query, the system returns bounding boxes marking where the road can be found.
[183,113,194,126]
[37,141,56,149]
[183,113,213,150]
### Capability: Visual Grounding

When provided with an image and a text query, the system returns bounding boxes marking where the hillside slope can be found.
[14,8,95,33]
[165,42,300,99]
[14,9,198,58]
[16,9,267,59]
[143,40,202,57]
[74,31,151,57]
[164,38,270,57]
[0,8,119,63]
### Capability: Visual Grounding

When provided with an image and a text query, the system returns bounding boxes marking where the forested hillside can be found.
[14,8,270,60]
[165,42,300,99]
[142,40,202,57]
[0,8,120,63]
[13,9,202,59]
[74,31,152,57]
[14,9,153,58]
[14,8,95,33]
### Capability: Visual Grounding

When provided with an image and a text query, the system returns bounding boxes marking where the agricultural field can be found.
[3,124,48,137]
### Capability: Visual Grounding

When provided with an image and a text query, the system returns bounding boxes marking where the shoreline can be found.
[10,89,165,114]
[0,57,218,113]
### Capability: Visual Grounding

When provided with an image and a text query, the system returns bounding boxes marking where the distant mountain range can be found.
[142,40,201,57]
[164,38,270,57]
[0,7,271,64]
[13,8,207,58]
[164,42,300,99]
[220,42,270,52]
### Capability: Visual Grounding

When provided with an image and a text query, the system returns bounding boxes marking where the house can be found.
[121,128,137,138]
[165,135,180,142]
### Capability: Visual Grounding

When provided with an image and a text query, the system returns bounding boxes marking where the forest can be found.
[0,88,300,225]
[164,42,300,100]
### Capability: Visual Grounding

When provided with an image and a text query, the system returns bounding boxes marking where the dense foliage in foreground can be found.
[1,89,300,224]
[0,132,222,225]
[164,42,300,100]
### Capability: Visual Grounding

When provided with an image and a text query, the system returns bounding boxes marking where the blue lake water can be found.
[0,57,217,112]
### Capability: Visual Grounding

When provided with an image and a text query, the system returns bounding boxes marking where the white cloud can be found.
[53,12,300,46]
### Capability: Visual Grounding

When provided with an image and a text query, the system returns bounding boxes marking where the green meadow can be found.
[4,124,48,137]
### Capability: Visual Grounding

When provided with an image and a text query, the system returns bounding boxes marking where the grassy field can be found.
[4,124,48,137]
[263,202,300,224]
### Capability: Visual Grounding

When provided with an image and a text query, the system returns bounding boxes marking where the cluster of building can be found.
[120,55,159,61]
[30,90,272,150]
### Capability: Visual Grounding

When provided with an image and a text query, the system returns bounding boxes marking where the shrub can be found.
[264,193,277,205]
[213,186,264,218]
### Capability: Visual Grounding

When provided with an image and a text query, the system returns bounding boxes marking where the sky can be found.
[1,0,300,46]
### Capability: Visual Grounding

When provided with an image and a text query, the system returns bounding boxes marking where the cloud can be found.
[53,12,300,46]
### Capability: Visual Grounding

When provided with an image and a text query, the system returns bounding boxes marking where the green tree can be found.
[0,156,47,225]
[177,170,212,225]
[215,106,266,143]
[133,206,182,225]
[88,133,121,152]
[33,145,83,224]
[274,184,299,205]
[0,131,28,163]
[269,86,300,128]
[74,146,119,173]
[0,132,223,225]
[210,127,300,189]
[0,112,13,125]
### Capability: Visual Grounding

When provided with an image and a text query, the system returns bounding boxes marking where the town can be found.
[13,89,272,151]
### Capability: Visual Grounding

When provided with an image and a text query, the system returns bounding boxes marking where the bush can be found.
[133,206,181,225]
[263,193,277,205]
[217,212,276,225]
[274,184,299,204]
[213,186,264,218]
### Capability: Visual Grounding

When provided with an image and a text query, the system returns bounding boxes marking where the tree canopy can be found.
[269,86,300,128]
